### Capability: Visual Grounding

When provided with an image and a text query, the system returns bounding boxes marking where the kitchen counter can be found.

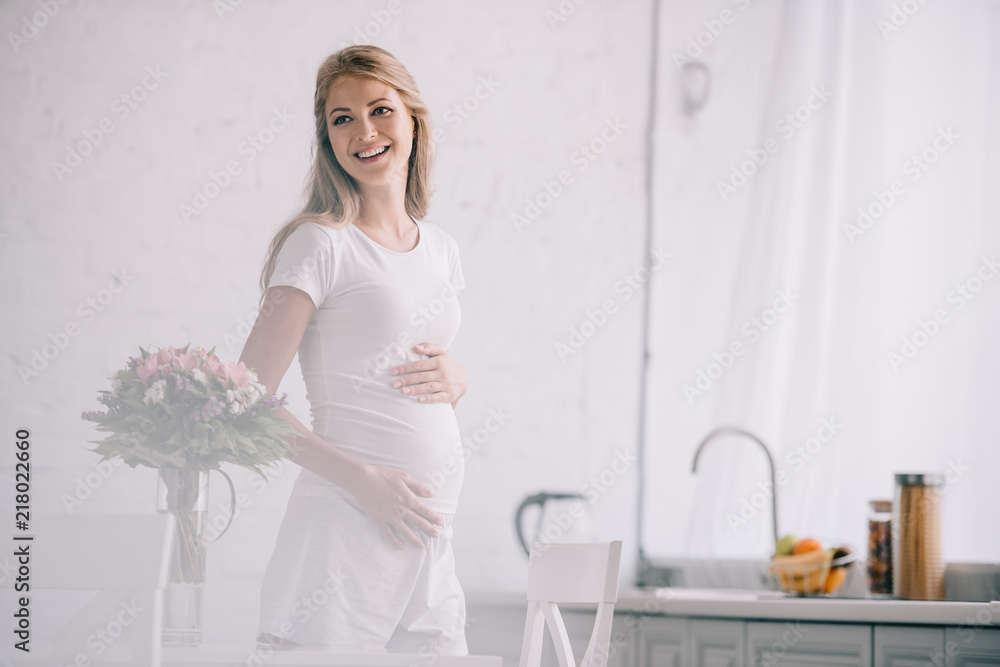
[465,587,1000,627]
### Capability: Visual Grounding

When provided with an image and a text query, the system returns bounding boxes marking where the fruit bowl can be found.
[766,542,857,596]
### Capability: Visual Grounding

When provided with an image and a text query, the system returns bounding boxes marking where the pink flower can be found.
[171,350,199,372]
[156,348,173,365]
[136,355,160,382]
[221,361,254,388]
[205,354,223,378]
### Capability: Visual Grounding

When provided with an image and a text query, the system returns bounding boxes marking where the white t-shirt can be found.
[268,218,466,514]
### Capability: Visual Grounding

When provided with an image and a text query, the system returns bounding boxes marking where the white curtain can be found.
[643,0,1000,564]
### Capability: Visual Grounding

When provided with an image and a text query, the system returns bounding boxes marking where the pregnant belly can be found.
[305,381,465,507]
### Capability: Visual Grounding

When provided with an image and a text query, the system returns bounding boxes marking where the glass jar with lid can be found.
[866,499,893,595]
[893,473,945,600]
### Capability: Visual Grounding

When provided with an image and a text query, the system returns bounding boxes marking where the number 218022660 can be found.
[15,429,30,528]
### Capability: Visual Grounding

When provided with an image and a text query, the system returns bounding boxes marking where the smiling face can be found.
[324,75,415,190]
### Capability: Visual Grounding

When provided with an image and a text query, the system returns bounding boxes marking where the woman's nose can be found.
[356,118,377,140]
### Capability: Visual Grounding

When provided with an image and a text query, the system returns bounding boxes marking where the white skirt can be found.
[257,493,468,655]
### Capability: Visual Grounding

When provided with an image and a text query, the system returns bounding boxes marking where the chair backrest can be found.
[518,541,622,667]
[3,513,175,666]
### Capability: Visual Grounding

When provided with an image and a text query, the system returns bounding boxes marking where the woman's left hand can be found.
[391,343,467,407]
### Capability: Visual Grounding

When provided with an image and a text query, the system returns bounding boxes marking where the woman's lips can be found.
[354,145,389,164]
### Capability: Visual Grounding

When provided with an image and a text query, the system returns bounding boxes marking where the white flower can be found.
[143,379,167,406]
[191,368,207,385]
[225,383,264,416]
[225,389,242,415]
[246,382,264,403]
[110,376,123,396]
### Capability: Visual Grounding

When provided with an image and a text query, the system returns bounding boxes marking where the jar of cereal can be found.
[867,499,893,595]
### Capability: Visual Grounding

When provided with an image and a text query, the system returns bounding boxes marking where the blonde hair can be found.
[257,45,435,309]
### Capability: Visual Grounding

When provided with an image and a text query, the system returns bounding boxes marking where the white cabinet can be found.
[689,619,745,667]
[636,617,686,667]
[746,621,872,667]
[635,617,744,667]
[874,625,944,667]
[946,626,1000,667]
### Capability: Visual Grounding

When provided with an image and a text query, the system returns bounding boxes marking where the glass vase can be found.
[156,467,209,645]
[155,467,237,645]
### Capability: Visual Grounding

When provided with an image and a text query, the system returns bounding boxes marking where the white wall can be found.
[0,0,654,643]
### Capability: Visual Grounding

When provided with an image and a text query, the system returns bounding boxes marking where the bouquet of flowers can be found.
[81,344,300,604]
[81,344,297,477]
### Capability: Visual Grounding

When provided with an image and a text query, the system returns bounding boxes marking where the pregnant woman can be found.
[239,45,470,654]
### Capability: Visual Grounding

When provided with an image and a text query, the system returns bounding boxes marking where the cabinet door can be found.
[636,617,687,667]
[875,625,945,667]
[946,626,1000,667]
[746,621,872,667]
[690,619,746,667]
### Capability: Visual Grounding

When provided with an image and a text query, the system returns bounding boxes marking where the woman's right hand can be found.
[352,464,443,549]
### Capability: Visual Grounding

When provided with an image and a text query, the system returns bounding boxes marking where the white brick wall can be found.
[1,0,655,643]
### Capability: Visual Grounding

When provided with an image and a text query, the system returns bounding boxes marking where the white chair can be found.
[2,513,175,666]
[518,540,623,667]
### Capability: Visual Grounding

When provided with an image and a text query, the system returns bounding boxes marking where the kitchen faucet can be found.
[691,426,779,547]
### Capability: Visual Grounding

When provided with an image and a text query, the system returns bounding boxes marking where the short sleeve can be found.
[449,240,466,296]
[268,223,335,309]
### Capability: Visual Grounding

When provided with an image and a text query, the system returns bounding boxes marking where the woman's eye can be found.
[373,106,392,116]
[332,115,350,126]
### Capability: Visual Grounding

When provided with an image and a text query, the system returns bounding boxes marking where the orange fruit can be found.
[824,566,846,594]
[792,538,823,555]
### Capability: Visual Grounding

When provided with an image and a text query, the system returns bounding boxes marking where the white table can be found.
[161,645,503,666]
